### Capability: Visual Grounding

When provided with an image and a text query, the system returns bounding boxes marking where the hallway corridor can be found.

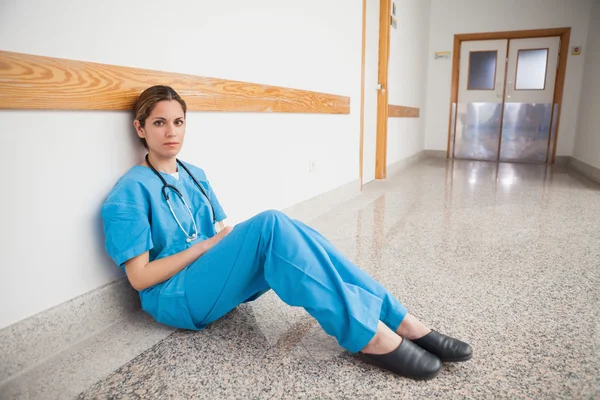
[5,159,600,399]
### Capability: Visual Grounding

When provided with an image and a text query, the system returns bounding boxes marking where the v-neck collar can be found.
[136,164,183,184]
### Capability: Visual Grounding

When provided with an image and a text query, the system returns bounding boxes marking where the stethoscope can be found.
[145,154,216,243]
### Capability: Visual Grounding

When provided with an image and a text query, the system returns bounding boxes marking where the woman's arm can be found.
[124,226,233,291]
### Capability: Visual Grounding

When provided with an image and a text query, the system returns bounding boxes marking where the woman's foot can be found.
[359,322,442,380]
[396,314,473,362]
[361,322,402,355]
[396,313,432,340]
[412,331,473,362]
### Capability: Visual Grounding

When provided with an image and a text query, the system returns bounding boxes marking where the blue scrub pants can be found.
[184,210,408,353]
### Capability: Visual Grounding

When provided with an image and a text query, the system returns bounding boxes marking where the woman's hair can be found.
[134,85,187,149]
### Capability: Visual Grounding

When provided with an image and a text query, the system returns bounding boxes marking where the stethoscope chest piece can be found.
[186,234,198,243]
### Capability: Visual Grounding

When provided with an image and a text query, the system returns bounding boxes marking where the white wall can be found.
[0,0,363,329]
[386,0,431,165]
[573,0,600,169]
[424,0,594,156]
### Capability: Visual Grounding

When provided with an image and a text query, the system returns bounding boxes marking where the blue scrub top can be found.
[101,161,227,329]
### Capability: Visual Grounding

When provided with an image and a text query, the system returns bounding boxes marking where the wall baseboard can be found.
[0,177,362,384]
[568,157,600,185]
[386,150,432,177]
[418,151,576,168]
[554,156,570,166]
[0,278,140,384]
[422,149,447,159]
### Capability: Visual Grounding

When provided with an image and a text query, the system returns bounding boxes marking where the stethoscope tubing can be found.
[145,154,217,241]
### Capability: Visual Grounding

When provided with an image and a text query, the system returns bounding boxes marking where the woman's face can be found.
[135,100,186,158]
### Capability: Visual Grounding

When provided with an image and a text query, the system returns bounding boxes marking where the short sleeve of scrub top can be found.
[102,201,153,269]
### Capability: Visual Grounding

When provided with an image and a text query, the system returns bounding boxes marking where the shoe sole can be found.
[442,353,473,363]
[358,353,442,381]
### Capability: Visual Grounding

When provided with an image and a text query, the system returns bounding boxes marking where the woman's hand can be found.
[124,225,234,291]
[196,225,233,253]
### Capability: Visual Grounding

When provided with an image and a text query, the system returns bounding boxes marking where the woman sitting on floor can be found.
[101,85,473,381]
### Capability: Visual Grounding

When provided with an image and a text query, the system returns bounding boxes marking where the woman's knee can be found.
[249,210,293,238]
[253,209,287,224]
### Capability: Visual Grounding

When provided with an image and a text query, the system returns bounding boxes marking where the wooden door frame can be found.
[360,0,392,184]
[446,27,571,163]
[375,0,391,179]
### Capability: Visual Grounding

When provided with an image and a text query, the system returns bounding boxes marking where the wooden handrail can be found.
[0,51,350,114]
[388,104,419,118]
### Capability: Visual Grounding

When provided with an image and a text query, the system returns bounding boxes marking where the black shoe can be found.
[412,330,473,362]
[358,339,442,380]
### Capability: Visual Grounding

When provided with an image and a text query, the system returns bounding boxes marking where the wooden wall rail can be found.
[0,51,350,114]
[388,104,420,118]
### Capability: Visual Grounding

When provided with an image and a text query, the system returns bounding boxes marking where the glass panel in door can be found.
[515,49,549,90]
[468,51,498,90]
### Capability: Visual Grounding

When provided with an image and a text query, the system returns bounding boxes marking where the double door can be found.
[453,37,560,163]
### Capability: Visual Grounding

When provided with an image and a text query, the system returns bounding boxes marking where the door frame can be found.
[446,27,571,164]
[360,0,392,185]
[375,0,391,179]
[359,0,367,186]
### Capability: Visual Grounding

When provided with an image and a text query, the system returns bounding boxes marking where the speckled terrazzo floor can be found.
[22,159,600,399]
